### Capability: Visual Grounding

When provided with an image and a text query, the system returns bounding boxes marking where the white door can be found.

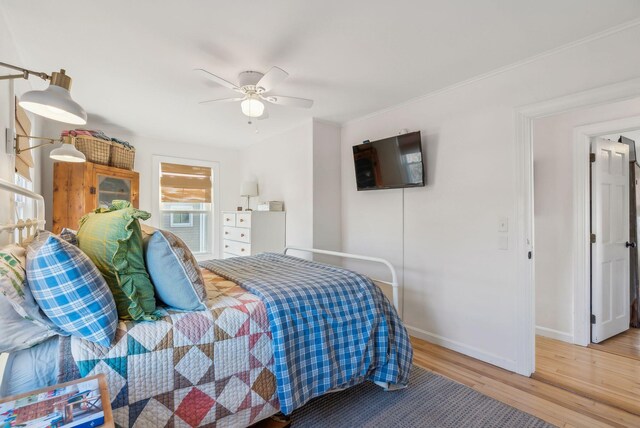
[591,138,631,343]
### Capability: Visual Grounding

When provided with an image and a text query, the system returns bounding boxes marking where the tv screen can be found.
[353,131,425,190]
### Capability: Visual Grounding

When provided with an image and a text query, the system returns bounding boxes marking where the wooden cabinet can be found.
[53,162,139,233]
[222,211,286,258]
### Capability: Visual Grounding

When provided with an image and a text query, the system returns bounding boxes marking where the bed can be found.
[0,178,412,427]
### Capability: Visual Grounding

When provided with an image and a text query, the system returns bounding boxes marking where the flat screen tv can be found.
[353,131,425,191]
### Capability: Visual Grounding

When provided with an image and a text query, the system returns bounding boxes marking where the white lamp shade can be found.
[240,97,265,118]
[50,143,86,163]
[240,181,258,197]
[19,85,87,125]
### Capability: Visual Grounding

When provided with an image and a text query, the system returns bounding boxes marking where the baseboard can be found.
[406,325,517,372]
[535,326,573,343]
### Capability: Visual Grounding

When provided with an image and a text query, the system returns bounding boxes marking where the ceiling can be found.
[3,0,640,148]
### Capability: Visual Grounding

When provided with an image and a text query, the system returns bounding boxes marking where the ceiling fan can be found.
[195,66,314,119]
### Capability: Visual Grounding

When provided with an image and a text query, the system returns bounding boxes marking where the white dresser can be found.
[222,210,286,258]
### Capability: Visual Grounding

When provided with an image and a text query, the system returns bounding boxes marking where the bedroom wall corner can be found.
[312,119,342,260]
[240,119,343,260]
[241,120,315,251]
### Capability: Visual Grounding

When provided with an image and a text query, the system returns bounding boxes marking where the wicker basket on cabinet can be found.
[62,135,111,165]
[110,143,135,170]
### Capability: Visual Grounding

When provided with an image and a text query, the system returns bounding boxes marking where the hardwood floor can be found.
[589,328,640,361]
[534,335,640,418]
[412,336,640,428]
[259,335,640,427]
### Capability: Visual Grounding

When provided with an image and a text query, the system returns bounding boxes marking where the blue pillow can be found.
[143,227,206,311]
[26,232,118,347]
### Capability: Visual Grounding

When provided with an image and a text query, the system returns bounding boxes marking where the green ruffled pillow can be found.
[78,201,158,320]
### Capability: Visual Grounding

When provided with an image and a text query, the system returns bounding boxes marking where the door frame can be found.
[515,77,640,376]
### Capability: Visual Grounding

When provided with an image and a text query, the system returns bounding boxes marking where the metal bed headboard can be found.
[0,178,45,245]
[284,246,402,317]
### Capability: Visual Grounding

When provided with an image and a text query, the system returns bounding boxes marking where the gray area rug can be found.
[290,366,553,427]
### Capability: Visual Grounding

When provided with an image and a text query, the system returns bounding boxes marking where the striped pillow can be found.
[26,232,118,347]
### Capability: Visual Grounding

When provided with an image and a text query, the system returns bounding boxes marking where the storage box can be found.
[256,201,284,211]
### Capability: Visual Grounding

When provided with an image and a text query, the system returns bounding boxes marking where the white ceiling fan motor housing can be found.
[238,71,265,92]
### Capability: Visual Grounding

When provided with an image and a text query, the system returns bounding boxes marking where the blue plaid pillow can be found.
[26,232,118,347]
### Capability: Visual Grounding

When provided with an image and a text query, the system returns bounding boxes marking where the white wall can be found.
[312,120,342,253]
[0,15,20,233]
[241,121,314,249]
[341,23,640,371]
[240,119,342,260]
[533,97,640,342]
[0,12,43,239]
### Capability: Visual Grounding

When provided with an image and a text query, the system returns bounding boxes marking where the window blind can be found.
[15,99,34,181]
[160,162,212,203]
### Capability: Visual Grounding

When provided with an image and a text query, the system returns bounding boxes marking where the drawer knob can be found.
[241,248,245,252]
[225,218,230,221]
[239,219,244,222]
[225,245,229,248]
[225,231,229,235]
[240,233,245,237]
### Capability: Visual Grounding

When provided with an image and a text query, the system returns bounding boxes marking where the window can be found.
[153,158,219,259]
[14,174,33,218]
[170,211,193,228]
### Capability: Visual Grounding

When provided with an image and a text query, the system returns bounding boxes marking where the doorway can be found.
[529,111,640,416]
[587,130,640,360]
[589,132,640,347]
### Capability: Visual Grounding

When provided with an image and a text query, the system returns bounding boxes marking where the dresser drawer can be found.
[223,226,251,243]
[236,213,251,228]
[223,213,236,226]
[223,239,251,256]
[222,252,236,259]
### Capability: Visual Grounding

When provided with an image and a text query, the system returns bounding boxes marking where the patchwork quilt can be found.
[63,270,279,427]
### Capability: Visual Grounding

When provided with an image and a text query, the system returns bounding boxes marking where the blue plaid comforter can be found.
[200,253,413,414]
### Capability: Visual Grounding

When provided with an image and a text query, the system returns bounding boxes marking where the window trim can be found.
[151,155,220,260]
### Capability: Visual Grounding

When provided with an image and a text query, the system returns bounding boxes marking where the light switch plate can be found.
[5,128,15,155]
[498,234,509,250]
[498,216,508,232]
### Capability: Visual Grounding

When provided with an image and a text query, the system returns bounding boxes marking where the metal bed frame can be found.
[0,178,45,244]
[284,246,402,315]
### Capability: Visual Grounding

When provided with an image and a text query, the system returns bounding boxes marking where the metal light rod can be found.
[5,127,63,155]
[0,61,49,81]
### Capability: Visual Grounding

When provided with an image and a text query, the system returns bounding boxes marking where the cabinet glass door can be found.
[97,175,131,208]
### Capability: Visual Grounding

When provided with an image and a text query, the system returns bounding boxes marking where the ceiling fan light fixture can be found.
[241,96,265,118]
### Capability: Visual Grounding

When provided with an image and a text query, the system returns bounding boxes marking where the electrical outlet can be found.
[498,217,508,232]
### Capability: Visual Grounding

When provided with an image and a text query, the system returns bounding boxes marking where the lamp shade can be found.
[240,181,258,197]
[50,142,86,163]
[19,70,87,125]
[240,96,265,118]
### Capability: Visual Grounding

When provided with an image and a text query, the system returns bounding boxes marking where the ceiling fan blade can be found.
[194,68,242,92]
[256,67,288,92]
[198,97,245,104]
[261,94,313,108]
